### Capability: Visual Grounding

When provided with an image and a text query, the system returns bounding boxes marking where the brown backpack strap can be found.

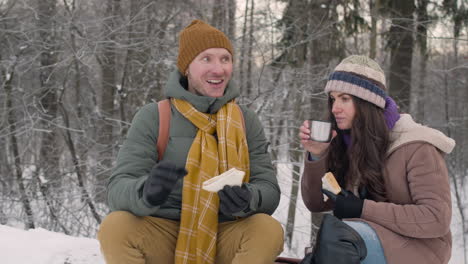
[157,99,171,161]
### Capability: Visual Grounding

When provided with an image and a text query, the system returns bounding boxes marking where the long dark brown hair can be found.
[327,96,390,202]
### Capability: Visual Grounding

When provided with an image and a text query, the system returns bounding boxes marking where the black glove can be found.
[323,189,363,219]
[143,160,187,206]
[299,253,314,264]
[218,184,252,215]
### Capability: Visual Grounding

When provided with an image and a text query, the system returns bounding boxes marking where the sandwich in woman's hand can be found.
[321,172,342,201]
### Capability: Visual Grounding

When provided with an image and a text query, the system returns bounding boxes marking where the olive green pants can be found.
[98,211,284,264]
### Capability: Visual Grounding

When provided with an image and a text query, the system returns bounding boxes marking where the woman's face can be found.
[330,92,356,130]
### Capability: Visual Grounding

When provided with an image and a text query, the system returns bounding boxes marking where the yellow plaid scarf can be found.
[172,98,250,264]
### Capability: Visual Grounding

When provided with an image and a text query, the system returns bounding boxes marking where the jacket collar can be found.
[388,114,455,155]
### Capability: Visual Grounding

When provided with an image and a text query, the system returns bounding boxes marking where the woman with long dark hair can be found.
[298,55,455,264]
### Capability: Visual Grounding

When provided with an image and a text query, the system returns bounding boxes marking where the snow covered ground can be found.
[0,219,464,264]
[0,225,104,264]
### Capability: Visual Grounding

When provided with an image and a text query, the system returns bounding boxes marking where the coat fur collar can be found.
[388,114,455,155]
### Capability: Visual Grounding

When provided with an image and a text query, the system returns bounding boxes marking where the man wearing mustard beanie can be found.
[98,19,284,264]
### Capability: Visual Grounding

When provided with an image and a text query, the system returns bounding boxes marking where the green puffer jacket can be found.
[107,68,280,222]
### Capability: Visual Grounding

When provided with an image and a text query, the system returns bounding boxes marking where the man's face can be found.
[186,48,233,98]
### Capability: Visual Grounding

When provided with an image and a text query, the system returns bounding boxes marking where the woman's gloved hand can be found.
[323,189,363,219]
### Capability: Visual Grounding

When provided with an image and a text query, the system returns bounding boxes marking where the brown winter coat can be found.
[301,114,456,264]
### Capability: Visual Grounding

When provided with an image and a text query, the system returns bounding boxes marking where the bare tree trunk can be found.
[369,0,378,59]
[311,212,324,243]
[96,0,122,203]
[3,62,35,229]
[352,0,360,52]
[451,169,467,264]
[32,168,69,234]
[32,0,66,230]
[447,4,467,261]
[146,5,167,102]
[64,0,88,151]
[118,0,141,136]
[415,0,429,122]
[285,82,306,249]
[59,103,102,225]
[144,4,180,103]
[444,69,467,264]
[227,0,236,41]
[246,0,255,98]
[37,0,61,190]
[286,162,302,247]
[238,0,250,97]
[212,0,227,33]
[388,0,415,113]
[270,84,290,162]
[211,0,236,53]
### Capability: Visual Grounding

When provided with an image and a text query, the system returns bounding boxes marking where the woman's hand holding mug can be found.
[299,120,336,157]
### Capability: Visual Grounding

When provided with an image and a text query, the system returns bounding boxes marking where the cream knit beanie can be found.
[324,55,387,108]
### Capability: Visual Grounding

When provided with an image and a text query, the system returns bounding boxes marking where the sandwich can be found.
[202,167,245,193]
[321,172,342,201]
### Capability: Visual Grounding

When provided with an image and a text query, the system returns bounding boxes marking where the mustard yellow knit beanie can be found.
[177,19,233,75]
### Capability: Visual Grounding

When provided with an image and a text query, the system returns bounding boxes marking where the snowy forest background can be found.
[0,0,467,262]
